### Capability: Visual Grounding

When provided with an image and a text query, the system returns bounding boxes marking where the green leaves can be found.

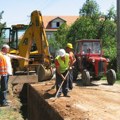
[0,11,6,47]
[54,23,69,49]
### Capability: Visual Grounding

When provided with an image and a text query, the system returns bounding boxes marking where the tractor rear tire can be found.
[82,70,91,86]
[73,67,78,81]
[106,69,116,85]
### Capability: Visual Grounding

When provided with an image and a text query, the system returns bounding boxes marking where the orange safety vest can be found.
[0,53,7,75]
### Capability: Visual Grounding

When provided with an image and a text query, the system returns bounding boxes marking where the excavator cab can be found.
[0,10,53,81]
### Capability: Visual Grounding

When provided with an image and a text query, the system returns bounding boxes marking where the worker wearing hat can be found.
[66,43,76,90]
[55,49,72,97]
[0,44,30,106]
[66,43,73,49]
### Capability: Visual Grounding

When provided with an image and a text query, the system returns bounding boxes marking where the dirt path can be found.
[71,82,120,120]
[42,80,120,120]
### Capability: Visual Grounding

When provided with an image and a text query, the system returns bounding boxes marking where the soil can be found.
[29,77,120,120]
[2,75,120,120]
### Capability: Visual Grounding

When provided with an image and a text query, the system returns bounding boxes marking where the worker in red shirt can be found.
[66,43,76,90]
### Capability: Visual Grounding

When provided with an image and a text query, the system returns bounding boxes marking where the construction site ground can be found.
[0,74,120,120]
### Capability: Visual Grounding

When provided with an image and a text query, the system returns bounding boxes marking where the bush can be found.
[116,70,120,80]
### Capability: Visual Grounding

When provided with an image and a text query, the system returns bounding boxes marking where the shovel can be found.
[55,71,69,98]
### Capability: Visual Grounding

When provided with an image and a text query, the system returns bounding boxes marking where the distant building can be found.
[42,16,79,54]
[43,16,79,40]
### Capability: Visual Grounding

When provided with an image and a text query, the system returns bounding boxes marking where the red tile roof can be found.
[42,16,79,28]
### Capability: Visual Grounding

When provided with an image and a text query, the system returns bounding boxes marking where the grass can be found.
[101,76,120,84]
[0,93,23,120]
[0,107,23,120]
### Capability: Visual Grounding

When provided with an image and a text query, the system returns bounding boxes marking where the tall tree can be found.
[66,0,116,69]
[54,23,69,49]
[79,0,99,17]
[0,11,5,28]
[0,11,6,46]
[117,0,120,72]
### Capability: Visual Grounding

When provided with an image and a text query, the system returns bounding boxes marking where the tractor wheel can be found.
[73,67,78,81]
[82,70,91,86]
[106,69,116,85]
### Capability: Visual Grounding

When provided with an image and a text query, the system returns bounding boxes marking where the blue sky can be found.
[0,0,116,27]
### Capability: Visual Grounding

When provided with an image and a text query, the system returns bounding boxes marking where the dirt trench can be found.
[8,75,120,120]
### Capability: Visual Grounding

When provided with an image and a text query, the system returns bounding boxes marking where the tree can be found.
[79,0,99,17]
[66,0,116,69]
[54,23,69,49]
[67,16,100,44]
[0,11,6,28]
[117,0,120,72]
[0,11,6,46]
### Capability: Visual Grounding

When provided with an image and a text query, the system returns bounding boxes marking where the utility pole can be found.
[117,0,120,71]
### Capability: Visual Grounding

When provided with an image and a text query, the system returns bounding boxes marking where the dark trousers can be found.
[68,69,73,90]
[0,75,9,105]
[56,71,69,96]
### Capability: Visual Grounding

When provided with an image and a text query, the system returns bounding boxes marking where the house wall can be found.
[46,31,56,55]
[51,18,65,28]
[46,31,55,40]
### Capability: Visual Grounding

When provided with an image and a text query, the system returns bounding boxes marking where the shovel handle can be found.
[55,71,69,98]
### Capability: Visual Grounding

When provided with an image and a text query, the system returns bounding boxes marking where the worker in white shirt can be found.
[1,44,30,76]
[1,44,29,104]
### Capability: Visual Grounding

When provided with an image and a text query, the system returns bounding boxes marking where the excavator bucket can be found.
[37,64,53,82]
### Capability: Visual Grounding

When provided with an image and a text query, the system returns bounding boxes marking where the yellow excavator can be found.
[0,10,53,81]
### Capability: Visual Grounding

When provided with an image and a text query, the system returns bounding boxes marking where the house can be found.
[43,16,79,40]
[42,16,79,55]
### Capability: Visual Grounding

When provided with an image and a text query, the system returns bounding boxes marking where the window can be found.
[52,21,61,28]
[56,22,60,27]
[47,34,52,40]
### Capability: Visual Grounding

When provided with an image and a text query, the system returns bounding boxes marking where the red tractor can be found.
[74,39,116,85]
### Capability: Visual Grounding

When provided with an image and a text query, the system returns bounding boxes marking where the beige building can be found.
[42,16,79,54]
[43,16,79,40]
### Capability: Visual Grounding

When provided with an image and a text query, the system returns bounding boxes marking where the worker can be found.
[1,44,30,75]
[65,43,76,90]
[0,44,29,105]
[55,49,72,97]
[0,52,8,106]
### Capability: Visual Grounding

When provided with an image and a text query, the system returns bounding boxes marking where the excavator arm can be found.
[18,10,52,81]
[18,10,51,69]
[0,10,53,81]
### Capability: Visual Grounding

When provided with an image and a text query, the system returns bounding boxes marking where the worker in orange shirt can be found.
[66,43,76,90]
[0,52,8,106]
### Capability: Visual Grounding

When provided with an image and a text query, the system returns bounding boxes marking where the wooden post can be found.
[117,0,120,71]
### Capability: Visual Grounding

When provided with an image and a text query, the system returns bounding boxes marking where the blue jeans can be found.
[0,75,9,105]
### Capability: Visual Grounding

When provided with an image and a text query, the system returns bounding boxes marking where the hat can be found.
[66,43,73,49]
[58,49,66,57]
[2,44,10,49]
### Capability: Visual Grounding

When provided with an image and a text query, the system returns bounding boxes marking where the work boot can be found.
[63,93,70,97]
[1,102,10,107]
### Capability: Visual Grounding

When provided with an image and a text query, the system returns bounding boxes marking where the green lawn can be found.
[0,107,23,120]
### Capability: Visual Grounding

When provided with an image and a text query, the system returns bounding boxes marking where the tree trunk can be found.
[117,0,120,71]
